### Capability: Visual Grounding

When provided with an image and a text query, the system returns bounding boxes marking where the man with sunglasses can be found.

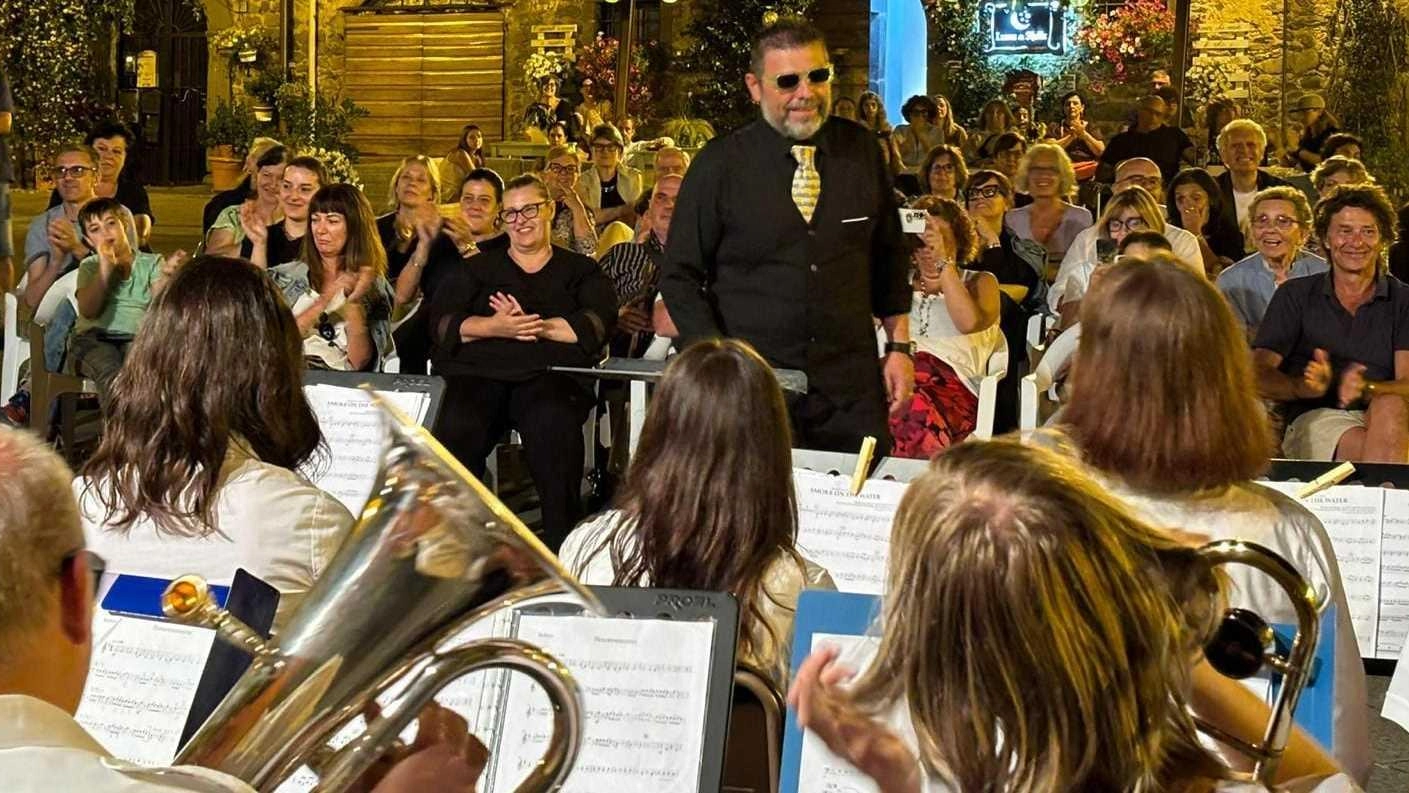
[662,19,913,456]
[0,427,488,791]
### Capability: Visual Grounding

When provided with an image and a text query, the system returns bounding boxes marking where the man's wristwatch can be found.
[884,341,916,357]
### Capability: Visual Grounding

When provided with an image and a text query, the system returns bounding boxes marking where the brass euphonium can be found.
[160,394,602,791]
[1197,539,1324,783]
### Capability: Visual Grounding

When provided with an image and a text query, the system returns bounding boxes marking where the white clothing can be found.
[0,694,253,792]
[76,442,355,628]
[908,276,1004,395]
[558,509,837,689]
[290,289,352,371]
[1386,637,1409,733]
[1234,188,1258,226]
[1028,428,1372,784]
[1047,221,1202,311]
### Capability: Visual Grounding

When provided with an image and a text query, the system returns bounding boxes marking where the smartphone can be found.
[1096,238,1117,267]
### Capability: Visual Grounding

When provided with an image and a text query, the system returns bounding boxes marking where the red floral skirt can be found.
[888,351,979,460]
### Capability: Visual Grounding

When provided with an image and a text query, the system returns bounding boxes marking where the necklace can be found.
[915,291,939,337]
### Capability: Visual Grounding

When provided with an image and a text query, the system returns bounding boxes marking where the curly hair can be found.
[908,194,979,265]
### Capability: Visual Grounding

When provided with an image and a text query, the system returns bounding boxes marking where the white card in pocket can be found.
[899,208,927,234]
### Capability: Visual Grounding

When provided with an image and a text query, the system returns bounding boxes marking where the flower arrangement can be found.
[1074,0,1174,82]
[210,24,277,56]
[523,51,569,90]
[299,146,362,190]
[574,33,654,119]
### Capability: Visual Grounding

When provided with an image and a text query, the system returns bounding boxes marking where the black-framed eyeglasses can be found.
[590,142,620,152]
[966,185,1004,201]
[770,65,833,91]
[60,549,106,597]
[544,163,577,176]
[1108,217,1149,233]
[499,201,550,224]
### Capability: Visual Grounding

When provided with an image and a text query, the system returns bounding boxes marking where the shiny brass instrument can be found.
[161,394,602,792]
[1197,539,1323,783]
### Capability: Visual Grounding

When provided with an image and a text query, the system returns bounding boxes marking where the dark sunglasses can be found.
[771,65,833,91]
[60,549,107,596]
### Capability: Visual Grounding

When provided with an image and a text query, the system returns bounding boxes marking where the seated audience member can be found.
[440,123,485,202]
[619,116,676,168]
[559,339,835,688]
[428,174,616,550]
[523,75,574,137]
[539,145,597,256]
[790,439,1351,793]
[892,95,947,183]
[969,99,1016,163]
[542,121,569,148]
[47,121,154,247]
[1003,143,1091,269]
[0,432,482,793]
[1049,91,1104,180]
[599,175,680,357]
[1045,257,1371,781]
[1290,94,1338,172]
[76,256,353,627]
[832,97,858,120]
[1168,167,1245,276]
[1319,132,1363,163]
[651,146,690,179]
[1013,105,1045,145]
[269,184,393,371]
[1049,158,1201,318]
[392,168,509,375]
[1116,228,1172,260]
[1099,95,1196,185]
[857,91,903,174]
[889,196,1002,459]
[71,199,185,406]
[578,124,642,232]
[377,155,443,284]
[1312,156,1372,198]
[1217,119,1291,231]
[917,144,966,203]
[1254,184,1407,464]
[240,155,327,268]
[204,145,287,257]
[987,132,1028,194]
[1217,187,1327,336]
[24,145,98,310]
[201,136,281,234]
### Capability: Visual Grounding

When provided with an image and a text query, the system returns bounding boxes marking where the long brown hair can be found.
[1064,258,1273,493]
[81,256,323,537]
[301,183,387,293]
[592,339,802,658]
[849,439,1228,792]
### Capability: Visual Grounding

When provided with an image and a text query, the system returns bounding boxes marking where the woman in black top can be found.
[1166,168,1244,276]
[429,173,616,549]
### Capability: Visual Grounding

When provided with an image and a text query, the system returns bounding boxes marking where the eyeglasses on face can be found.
[544,163,577,176]
[1252,214,1300,231]
[770,65,833,91]
[1108,217,1149,233]
[54,165,93,179]
[59,549,106,597]
[966,185,1003,201]
[499,201,550,224]
[591,142,621,152]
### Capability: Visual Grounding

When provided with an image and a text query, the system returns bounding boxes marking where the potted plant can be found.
[244,69,286,122]
[660,117,716,148]
[211,25,278,72]
[200,99,262,191]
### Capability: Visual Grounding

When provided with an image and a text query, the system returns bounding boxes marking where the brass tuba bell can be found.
[161,393,601,791]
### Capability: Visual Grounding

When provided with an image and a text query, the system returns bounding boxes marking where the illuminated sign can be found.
[983,1,1066,55]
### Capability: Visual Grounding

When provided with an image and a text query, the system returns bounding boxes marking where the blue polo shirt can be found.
[1217,250,1328,335]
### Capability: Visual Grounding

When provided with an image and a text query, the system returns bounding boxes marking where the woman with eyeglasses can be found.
[1216,187,1327,337]
[204,145,288,257]
[917,144,967,202]
[427,173,617,550]
[524,75,575,139]
[268,184,394,371]
[892,96,947,185]
[1055,185,1172,328]
[539,145,598,257]
[1004,143,1091,271]
[888,196,1002,459]
[577,123,643,232]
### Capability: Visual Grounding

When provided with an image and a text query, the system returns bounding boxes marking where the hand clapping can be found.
[239,200,269,245]
[488,291,543,341]
[1299,348,1333,400]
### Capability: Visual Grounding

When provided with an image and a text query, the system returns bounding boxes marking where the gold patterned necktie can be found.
[791,145,820,224]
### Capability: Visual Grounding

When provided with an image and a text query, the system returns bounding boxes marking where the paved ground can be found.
[4,182,1409,789]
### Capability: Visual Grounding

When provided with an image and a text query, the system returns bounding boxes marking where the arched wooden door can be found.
[119,0,208,184]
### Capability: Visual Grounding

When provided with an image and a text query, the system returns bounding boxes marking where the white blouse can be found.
[76,443,355,629]
[558,509,836,689]
[907,273,1004,394]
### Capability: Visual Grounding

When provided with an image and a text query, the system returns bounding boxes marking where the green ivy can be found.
[1329,0,1409,201]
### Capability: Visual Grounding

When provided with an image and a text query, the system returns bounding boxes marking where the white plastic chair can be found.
[1025,311,1056,372]
[1019,325,1082,439]
[971,339,1010,441]
[2,290,29,400]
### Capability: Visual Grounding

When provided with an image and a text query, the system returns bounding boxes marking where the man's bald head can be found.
[1115,158,1165,201]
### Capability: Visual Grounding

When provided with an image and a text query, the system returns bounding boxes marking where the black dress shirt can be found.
[660,117,911,404]
[428,245,617,381]
[1099,125,1194,184]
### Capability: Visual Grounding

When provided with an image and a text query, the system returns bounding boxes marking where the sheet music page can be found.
[301,386,432,516]
[797,632,881,793]
[484,614,715,793]
[74,612,217,766]
[1379,490,1409,660]
[1261,482,1384,658]
[794,469,908,596]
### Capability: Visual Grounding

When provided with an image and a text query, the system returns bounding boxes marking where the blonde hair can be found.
[1217,118,1268,156]
[848,439,1228,792]
[1015,142,1078,199]
[1100,186,1167,239]
[386,154,442,210]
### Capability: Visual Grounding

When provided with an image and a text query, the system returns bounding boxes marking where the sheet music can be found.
[794,469,908,596]
[75,612,217,766]
[301,386,432,515]
[484,614,715,793]
[1379,490,1409,659]
[1262,482,1384,658]
[797,632,881,793]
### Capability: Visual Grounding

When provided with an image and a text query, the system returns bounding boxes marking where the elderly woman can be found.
[1312,155,1372,197]
[892,95,947,179]
[539,145,597,257]
[1168,167,1245,276]
[1049,91,1104,180]
[1216,186,1327,337]
[889,196,1002,459]
[1003,143,1091,270]
[428,174,617,549]
[204,145,287,257]
[917,144,967,202]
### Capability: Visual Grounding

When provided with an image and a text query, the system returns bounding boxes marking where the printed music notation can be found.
[300,386,432,516]
[794,469,909,596]
[797,633,882,793]
[74,611,217,767]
